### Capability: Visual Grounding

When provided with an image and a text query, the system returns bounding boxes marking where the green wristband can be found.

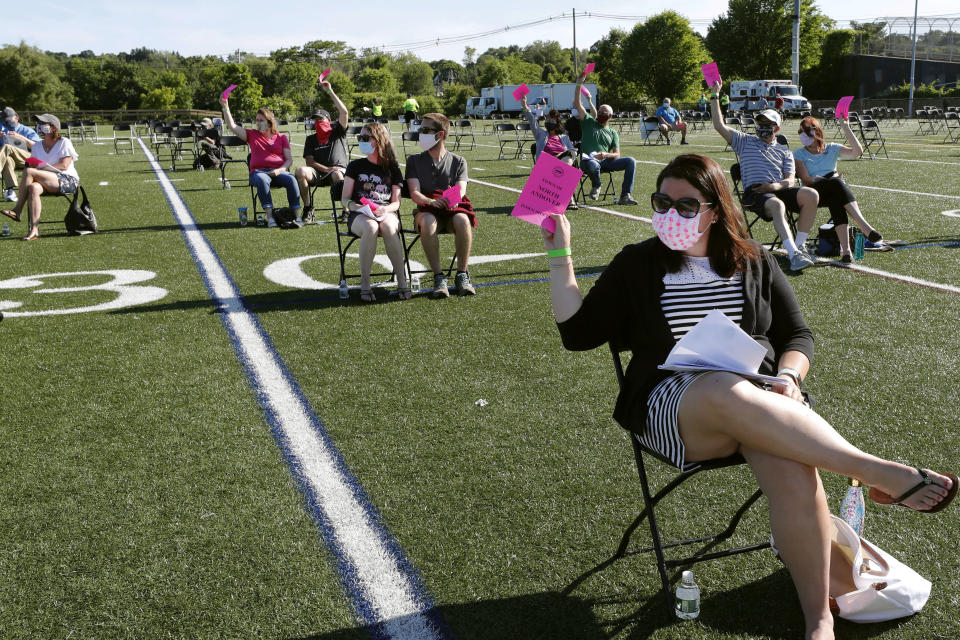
[547,248,572,258]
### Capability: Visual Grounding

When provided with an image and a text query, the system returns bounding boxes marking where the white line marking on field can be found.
[98,181,109,186]
[144,178,184,182]
[942,209,960,218]
[136,138,444,639]
[847,184,960,200]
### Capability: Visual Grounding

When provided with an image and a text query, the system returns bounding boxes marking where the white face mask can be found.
[799,131,816,147]
[37,124,51,135]
[358,141,375,156]
[418,132,438,151]
[652,209,707,251]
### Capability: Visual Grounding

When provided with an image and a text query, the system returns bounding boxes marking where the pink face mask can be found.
[652,208,706,251]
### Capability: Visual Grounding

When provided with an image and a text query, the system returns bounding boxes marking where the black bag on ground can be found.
[816,222,854,257]
[193,149,221,170]
[64,186,98,235]
[271,207,302,229]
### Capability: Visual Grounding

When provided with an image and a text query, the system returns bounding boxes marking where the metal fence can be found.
[846,16,960,64]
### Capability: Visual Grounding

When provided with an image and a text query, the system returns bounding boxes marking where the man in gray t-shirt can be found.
[405,112,475,298]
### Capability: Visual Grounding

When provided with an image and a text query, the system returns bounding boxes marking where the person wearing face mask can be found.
[405,112,476,298]
[0,107,42,203]
[793,116,883,263]
[341,122,408,302]
[709,80,818,272]
[541,153,957,640]
[1,114,79,241]
[655,97,688,145]
[521,96,578,210]
[220,94,299,227]
[573,71,638,206]
[295,80,349,224]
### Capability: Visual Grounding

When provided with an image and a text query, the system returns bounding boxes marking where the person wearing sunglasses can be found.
[220,94,298,228]
[296,80,349,224]
[341,122,408,302]
[541,153,956,640]
[405,113,476,298]
[709,80,818,272]
[793,116,883,263]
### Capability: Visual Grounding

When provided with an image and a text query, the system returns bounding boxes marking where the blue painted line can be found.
[138,139,449,638]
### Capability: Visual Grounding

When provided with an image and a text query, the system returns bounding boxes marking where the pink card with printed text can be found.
[835,96,854,119]
[701,63,720,88]
[512,84,530,100]
[510,153,582,233]
[583,62,595,75]
[221,84,238,101]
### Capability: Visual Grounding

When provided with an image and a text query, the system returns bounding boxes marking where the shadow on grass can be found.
[285,591,606,640]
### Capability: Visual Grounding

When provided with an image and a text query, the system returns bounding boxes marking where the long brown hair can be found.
[656,154,760,276]
[799,116,825,153]
[256,108,278,135]
[363,122,397,171]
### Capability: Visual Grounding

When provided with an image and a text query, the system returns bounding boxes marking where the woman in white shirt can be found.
[1,113,79,241]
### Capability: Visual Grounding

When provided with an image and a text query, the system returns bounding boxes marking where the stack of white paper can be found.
[658,309,782,385]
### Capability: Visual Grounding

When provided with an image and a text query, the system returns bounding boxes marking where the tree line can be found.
[1,0,955,120]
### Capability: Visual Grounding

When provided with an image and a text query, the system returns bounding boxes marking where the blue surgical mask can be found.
[358,141,375,156]
[4,119,15,128]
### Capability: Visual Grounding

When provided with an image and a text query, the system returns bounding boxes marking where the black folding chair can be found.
[400,131,418,158]
[330,181,400,292]
[609,344,769,611]
[944,112,960,144]
[494,123,523,159]
[857,120,888,159]
[218,135,249,189]
[451,119,476,152]
[730,163,797,251]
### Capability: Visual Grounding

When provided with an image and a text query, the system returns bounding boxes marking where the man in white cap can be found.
[0,107,41,202]
[710,80,818,271]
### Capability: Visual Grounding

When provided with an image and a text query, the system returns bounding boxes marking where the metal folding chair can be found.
[451,119,476,151]
[857,120,889,159]
[943,112,960,144]
[112,124,135,155]
[494,123,523,159]
[731,162,797,251]
[330,181,401,291]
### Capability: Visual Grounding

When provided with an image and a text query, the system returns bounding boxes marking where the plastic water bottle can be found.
[411,274,421,293]
[338,280,349,299]
[1,222,9,237]
[839,478,865,537]
[853,229,865,260]
[237,206,248,227]
[675,570,700,620]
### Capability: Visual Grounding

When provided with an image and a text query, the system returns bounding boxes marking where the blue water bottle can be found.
[853,229,865,261]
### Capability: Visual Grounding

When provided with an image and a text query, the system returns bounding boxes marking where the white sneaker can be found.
[589,187,600,200]
[266,215,277,228]
[5,189,16,203]
[789,250,815,272]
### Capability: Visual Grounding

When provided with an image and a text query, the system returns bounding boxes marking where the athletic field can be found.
[2,117,959,639]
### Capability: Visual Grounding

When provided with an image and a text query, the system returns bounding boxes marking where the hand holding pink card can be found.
[319,68,331,82]
[701,63,720,88]
[512,84,530,101]
[24,157,45,167]
[221,84,238,101]
[441,185,461,207]
[835,96,854,119]
[583,62,595,75]
[510,153,583,233]
[359,197,379,211]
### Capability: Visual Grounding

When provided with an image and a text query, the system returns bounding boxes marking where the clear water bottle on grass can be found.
[1,222,10,237]
[839,478,865,536]
[338,280,349,300]
[675,570,701,620]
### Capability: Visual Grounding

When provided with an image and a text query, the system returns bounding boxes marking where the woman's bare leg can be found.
[677,372,953,510]
[742,446,834,640]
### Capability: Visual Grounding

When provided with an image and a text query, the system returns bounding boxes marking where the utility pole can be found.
[791,0,800,87]
[908,0,919,114]
[572,9,578,74]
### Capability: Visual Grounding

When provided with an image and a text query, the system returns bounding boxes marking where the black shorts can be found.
[742,185,802,220]
[404,111,417,123]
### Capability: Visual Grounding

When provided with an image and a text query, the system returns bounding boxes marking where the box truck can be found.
[466,83,599,117]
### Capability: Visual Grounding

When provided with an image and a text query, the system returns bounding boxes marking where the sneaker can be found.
[617,193,638,206]
[454,271,476,296]
[5,189,16,203]
[680,140,689,145]
[789,250,815,272]
[302,206,315,224]
[589,187,600,200]
[431,273,450,299]
[266,215,277,228]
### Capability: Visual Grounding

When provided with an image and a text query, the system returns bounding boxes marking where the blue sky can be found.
[3,1,958,62]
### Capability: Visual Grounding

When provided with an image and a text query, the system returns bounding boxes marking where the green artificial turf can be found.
[1,120,959,639]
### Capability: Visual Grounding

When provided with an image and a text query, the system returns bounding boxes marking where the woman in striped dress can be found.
[542,154,956,640]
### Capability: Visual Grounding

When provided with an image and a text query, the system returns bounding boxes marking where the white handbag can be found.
[827,515,932,622]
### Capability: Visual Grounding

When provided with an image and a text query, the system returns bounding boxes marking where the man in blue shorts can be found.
[709,81,818,271]
[656,98,688,145]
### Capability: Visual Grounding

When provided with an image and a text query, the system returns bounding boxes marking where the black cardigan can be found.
[557,238,814,433]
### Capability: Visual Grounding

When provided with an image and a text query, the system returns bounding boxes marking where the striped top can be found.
[661,256,744,340]
[730,129,793,188]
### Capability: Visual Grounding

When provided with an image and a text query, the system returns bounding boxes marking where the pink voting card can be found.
[835,96,854,119]
[510,152,583,233]
[583,62,595,75]
[221,84,238,101]
[319,68,331,82]
[441,185,462,207]
[24,157,44,167]
[512,84,530,100]
[580,86,591,98]
[359,197,379,211]
[701,63,720,88]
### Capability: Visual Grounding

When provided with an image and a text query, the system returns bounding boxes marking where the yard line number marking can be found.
[0,270,167,317]
[136,138,447,640]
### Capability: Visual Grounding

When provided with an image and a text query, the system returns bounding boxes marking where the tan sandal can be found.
[1,209,20,222]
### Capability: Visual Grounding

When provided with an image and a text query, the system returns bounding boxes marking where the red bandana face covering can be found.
[315,119,332,144]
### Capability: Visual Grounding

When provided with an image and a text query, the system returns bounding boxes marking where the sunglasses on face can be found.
[357,134,372,142]
[419,126,438,134]
[650,192,713,218]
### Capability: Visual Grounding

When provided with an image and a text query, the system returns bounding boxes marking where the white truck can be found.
[728,80,812,115]
[466,82,598,117]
